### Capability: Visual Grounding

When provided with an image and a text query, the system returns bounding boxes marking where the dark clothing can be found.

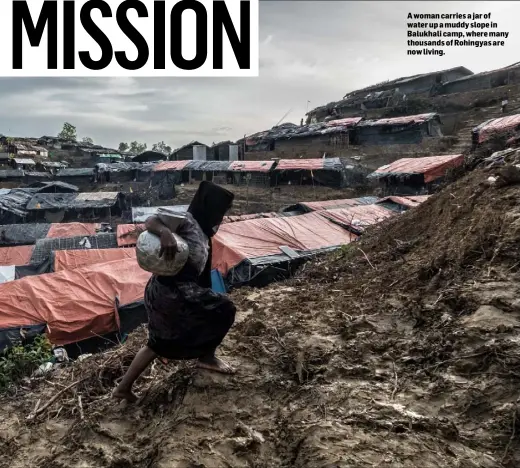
[146,182,235,360]
[145,276,236,359]
[187,180,234,238]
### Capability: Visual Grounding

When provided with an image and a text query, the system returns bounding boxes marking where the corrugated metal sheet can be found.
[474,114,520,144]
[368,154,464,183]
[152,160,190,172]
[228,161,274,172]
[357,113,438,127]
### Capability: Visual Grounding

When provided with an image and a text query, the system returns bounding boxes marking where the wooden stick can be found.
[357,248,375,269]
[78,396,84,420]
[28,378,87,418]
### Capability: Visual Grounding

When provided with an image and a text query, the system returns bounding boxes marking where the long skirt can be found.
[144,276,236,360]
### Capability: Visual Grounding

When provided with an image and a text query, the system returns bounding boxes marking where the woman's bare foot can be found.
[197,356,235,374]
[112,386,138,403]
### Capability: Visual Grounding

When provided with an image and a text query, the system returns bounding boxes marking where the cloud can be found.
[0,1,518,149]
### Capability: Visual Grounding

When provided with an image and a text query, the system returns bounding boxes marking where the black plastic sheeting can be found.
[26,193,120,210]
[0,170,24,179]
[30,233,118,264]
[32,181,79,193]
[0,223,51,246]
[64,299,148,359]
[96,162,154,173]
[0,323,47,354]
[225,246,341,289]
[15,258,52,278]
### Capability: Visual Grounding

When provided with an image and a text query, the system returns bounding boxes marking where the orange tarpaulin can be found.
[300,197,379,211]
[478,114,520,143]
[212,212,358,275]
[152,160,190,172]
[117,224,145,247]
[54,248,137,272]
[370,155,463,183]
[0,258,151,346]
[0,245,34,266]
[316,205,395,233]
[46,223,100,238]
[377,195,430,208]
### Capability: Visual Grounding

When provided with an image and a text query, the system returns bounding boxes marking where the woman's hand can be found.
[159,230,177,261]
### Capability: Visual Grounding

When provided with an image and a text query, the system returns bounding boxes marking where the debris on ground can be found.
[1,166,520,467]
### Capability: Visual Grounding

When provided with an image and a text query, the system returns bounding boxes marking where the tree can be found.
[82,136,94,145]
[118,142,129,152]
[57,122,77,141]
[152,141,172,155]
[129,141,147,154]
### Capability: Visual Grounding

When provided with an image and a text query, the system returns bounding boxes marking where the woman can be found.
[114,181,236,402]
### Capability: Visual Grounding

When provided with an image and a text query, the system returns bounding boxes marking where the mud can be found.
[1,167,520,467]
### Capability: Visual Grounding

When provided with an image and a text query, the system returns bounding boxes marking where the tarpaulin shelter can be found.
[26,192,124,222]
[228,161,275,172]
[228,160,275,187]
[212,212,358,287]
[95,162,154,183]
[273,157,348,188]
[316,205,395,235]
[46,222,100,238]
[0,258,151,351]
[152,160,190,172]
[0,224,51,246]
[184,160,232,183]
[117,224,145,247]
[353,113,442,145]
[376,195,430,212]
[0,188,38,223]
[54,167,95,188]
[54,248,136,272]
[368,155,463,186]
[472,114,520,145]
[283,196,380,214]
[0,245,34,266]
[30,181,79,193]
[222,212,282,224]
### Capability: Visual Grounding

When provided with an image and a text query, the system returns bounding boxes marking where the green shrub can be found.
[0,335,53,392]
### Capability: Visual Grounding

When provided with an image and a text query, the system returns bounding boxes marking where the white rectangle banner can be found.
[0,0,259,77]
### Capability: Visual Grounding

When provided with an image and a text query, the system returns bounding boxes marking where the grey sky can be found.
[0,1,518,149]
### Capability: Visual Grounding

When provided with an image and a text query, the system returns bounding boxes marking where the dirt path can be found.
[1,166,520,467]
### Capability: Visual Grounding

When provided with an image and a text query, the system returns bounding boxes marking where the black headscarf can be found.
[188,181,234,238]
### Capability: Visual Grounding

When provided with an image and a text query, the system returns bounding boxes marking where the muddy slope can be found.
[1,167,520,468]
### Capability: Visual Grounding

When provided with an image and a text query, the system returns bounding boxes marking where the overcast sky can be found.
[0,1,518,150]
